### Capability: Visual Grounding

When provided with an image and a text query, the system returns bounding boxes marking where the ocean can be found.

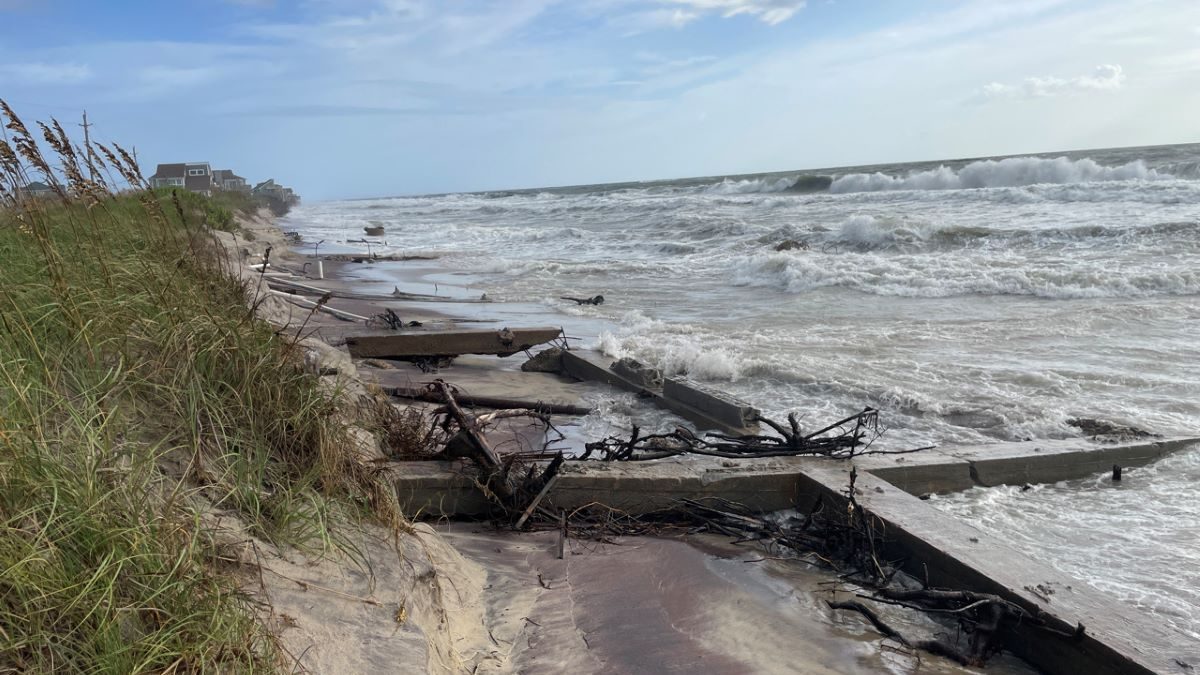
[283,143,1200,641]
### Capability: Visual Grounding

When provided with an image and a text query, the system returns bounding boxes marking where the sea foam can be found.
[831,156,1170,193]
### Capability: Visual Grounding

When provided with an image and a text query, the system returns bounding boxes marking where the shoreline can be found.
[238,211,1195,672]
[239,213,1039,674]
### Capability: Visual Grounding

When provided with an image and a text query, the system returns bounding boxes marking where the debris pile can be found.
[581,408,932,461]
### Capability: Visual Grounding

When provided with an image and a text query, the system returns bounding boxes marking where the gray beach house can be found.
[149,162,216,195]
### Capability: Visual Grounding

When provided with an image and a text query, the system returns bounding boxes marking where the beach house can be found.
[149,162,216,195]
[18,181,54,198]
[212,169,249,192]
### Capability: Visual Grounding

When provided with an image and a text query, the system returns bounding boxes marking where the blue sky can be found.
[1,0,1198,200]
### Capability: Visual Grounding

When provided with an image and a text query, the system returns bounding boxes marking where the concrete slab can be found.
[559,349,643,392]
[391,455,815,517]
[360,356,590,410]
[560,350,761,435]
[945,437,1200,487]
[854,449,974,495]
[799,464,1200,675]
[343,326,563,358]
[546,456,810,514]
[662,377,760,431]
[391,438,1200,516]
[389,461,491,518]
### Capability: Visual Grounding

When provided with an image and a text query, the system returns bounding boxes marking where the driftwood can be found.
[425,381,568,520]
[429,380,511,501]
[560,295,604,306]
[582,408,932,461]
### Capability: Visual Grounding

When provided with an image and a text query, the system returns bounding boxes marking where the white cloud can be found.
[979,64,1125,100]
[662,0,806,25]
[0,61,92,84]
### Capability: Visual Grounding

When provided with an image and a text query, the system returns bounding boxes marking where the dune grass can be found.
[0,102,398,671]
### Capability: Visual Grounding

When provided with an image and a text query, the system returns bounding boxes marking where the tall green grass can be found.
[0,102,398,671]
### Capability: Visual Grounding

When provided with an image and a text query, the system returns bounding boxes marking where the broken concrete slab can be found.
[343,327,563,359]
[547,457,807,514]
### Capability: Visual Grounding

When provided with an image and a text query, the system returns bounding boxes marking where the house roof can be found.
[213,169,245,182]
[20,181,54,194]
[151,163,185,179]
[151,162,212,179]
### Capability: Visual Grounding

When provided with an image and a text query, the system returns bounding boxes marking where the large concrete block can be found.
[610,358,663,389]
[662,377,759,430]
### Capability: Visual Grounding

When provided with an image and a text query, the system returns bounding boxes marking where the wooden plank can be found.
[345,327,562,358]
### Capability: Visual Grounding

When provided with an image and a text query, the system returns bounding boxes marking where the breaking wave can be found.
[817,215,1200,251]
[703,174,833,195]
[830,157,1172,193]
[729,249,1200,299]
[705,177,797,194]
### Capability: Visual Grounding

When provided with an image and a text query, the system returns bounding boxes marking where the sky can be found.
[1,0,1198,200]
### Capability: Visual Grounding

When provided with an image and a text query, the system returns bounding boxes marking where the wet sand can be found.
[442,528,1037,675]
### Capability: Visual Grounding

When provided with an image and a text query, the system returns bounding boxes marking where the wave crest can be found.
[703,174,833,195]
[729,248,1200,299]
[831,157,1171,193]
